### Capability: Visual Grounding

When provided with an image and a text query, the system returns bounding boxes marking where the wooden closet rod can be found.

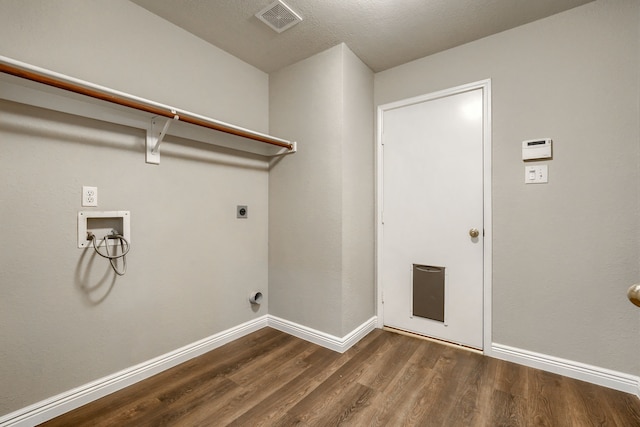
[0,59,294,150]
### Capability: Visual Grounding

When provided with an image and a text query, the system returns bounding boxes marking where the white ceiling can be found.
[130,0,593,73]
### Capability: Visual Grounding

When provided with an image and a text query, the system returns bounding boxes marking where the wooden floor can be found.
[42,328,640,426]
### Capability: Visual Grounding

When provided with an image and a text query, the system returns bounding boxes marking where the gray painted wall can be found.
[0,0,269,415]
[341,47,375,334]
[1,0,638,418]
[269,44,375,337]
[375,0,640,375]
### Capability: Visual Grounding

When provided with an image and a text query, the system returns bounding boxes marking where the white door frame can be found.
[375,79,493,353]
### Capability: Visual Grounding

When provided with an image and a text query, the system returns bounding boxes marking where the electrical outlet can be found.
[82,186,98,207]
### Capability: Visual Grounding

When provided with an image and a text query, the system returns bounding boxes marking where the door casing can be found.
[375,79,493,353]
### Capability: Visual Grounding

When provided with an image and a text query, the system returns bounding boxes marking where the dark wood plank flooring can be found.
[41,328,640,426]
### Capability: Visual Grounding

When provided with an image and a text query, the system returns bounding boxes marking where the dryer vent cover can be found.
[255,0,302,33]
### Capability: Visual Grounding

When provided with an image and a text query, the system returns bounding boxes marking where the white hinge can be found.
[381,291,384,303]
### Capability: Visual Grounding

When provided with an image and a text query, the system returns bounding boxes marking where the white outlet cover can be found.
[82,186,98,207]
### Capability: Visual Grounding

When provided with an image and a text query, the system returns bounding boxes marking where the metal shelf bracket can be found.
[146,112,179,164]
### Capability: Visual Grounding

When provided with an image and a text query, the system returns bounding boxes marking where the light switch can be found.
[525,165,548,184]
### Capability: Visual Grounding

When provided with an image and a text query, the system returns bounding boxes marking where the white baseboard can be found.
[0,315,378,427]
[0,316,269,427]
[492,343,640,397]
[268,315,378,353]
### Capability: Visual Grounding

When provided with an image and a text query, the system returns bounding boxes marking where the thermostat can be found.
[522,138,552,161]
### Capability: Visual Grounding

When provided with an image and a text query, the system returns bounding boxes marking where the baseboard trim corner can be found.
[492,343,640,396]
[267,315,378,353]
[0,316,269,427]
[0,315,379,426]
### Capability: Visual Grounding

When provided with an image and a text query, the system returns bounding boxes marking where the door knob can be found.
[469,228,480,238]
[628,284,640,307]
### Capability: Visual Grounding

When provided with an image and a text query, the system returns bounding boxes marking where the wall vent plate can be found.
[255,0,302,33]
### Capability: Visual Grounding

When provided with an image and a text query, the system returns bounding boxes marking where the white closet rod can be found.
[0,55,295,151]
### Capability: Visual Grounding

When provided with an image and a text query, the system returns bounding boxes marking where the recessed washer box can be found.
[522,138,552,161]
[78,211,130,248]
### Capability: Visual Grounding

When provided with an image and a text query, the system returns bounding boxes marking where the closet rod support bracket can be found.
[270,140,297,157]
[146,112,179,165]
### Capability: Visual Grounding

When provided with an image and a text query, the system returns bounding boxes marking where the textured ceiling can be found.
[130,0,593,73]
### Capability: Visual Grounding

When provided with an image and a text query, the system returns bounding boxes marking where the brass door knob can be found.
[628,284,640,307]
[469,228,480,238]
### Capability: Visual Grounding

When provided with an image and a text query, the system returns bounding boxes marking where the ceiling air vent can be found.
[255,0,302,33]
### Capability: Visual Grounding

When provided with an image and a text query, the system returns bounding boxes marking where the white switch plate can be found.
[525,165,548,184]
[82,186,98,206]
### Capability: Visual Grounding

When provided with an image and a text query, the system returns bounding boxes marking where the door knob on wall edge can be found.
[628,284,640,307]
[469,228,480,238]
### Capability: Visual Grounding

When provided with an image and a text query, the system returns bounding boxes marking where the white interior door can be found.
[380,86,486,349]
